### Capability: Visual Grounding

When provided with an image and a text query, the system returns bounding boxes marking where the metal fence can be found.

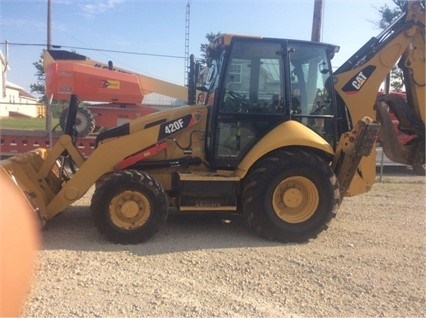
[376,145,425,183]
[0,101,181,157]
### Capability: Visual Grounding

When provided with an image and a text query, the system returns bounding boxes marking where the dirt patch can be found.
[23,178,425,317]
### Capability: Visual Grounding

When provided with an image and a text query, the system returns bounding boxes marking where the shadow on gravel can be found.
[40,205,288,255]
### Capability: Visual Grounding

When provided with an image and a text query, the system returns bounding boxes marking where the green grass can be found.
[0,117,59,130]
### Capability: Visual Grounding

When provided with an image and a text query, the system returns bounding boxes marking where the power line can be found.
[0,42,185,59]
[0,42,49,47]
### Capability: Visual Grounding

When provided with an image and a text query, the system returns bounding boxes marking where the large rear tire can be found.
[91,170,168,244]
[241,149,340,242]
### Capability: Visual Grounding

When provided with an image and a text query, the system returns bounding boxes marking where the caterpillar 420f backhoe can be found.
[1,1,424,244]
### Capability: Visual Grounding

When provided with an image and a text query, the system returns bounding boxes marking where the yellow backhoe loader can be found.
[1,1,424,244]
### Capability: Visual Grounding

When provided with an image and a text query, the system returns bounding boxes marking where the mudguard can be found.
[235,120,334,178]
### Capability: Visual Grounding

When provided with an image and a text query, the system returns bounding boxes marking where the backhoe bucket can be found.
[376,95,425,166]
[0,148,63,224]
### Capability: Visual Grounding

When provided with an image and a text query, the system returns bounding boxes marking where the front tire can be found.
[241,149,340,242]
[91,170,168,244]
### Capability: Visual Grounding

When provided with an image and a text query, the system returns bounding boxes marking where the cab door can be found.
[287,42,337,145]
[209,38,288,170]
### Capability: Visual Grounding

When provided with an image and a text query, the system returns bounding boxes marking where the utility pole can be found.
[2,41,8,98]
[46,0,52,139]
[47,0,52,49]
[311,0,324,42]
[184,1,190,85]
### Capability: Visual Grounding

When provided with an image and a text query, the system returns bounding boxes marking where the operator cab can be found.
[200,34,339,170]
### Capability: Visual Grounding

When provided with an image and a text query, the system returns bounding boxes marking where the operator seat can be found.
[268,94,282,112]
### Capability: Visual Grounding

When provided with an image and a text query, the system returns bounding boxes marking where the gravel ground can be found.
[23,177,425,317]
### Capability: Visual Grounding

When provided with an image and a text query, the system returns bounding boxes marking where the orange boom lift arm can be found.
[43,50,188,103]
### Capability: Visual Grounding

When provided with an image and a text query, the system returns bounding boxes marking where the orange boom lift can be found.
[43,50,188,136]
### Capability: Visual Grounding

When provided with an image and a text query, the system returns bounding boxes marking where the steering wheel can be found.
[226,91,249,112]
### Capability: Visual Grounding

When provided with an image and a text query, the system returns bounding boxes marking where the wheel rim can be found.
[272,176,319,223]
[109,190,151,230]
[75,111,88,134]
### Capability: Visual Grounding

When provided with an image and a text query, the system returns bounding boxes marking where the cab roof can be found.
[209,33,339,53]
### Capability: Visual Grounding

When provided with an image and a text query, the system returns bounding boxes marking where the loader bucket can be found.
[0,148,63,224]
[0,95,86,223]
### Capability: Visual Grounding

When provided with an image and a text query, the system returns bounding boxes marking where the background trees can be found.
[29,55,45,96]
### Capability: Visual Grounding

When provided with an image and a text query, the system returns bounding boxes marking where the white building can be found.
[2,81,45,118]
[143,92,186,110]
[0,50,45,118]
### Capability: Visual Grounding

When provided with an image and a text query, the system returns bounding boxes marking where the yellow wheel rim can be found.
[109,190,151,230]
[272,176,319,223]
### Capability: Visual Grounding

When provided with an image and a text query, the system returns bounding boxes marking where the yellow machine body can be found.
[1,1,424,244]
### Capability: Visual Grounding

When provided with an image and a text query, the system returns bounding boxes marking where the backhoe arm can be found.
[334,1,424,125]
[332,0,425,195]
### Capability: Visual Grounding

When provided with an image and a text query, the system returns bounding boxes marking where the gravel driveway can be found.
[23,177,425,317]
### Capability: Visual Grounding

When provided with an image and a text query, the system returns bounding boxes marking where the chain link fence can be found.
[376,145,425,184]
[0,100,179,158]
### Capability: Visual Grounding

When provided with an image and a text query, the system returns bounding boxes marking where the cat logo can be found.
[342,65,376,94]
[352,72,367,89]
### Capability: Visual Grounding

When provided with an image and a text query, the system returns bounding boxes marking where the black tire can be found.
[241,149,340,242]
[60,107,95,137]
[91,170,168,244]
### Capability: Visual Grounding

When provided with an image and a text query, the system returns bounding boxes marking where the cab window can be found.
[213,40,285,168]
[288,44,334,141]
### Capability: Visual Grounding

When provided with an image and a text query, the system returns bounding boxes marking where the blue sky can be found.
[1,0,396,97]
